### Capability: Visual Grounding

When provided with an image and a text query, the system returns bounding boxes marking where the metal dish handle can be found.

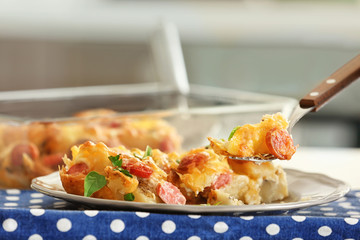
[150,21,190,96]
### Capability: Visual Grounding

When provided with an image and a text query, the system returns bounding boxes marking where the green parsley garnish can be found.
[84,171,107,197]
[133,153,143,160]
[109,154,123,168]
[133,146,152,160]
[124,193,135,201]
[109,154,133,178]
[119,169,133,178]
[143,146,152,158]
[228,126,240,140]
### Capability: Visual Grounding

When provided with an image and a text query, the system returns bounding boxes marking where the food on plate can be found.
[60,141,185,204]
[208,113,296,160]
[170,147,288,205]
[60,112,292,206]
[0,109,182,188]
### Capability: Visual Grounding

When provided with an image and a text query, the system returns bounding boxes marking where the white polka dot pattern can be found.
[296,210,311,214]
[53,201,68,209]
[6,196,19,201]
[344,218,359,225]
[28,234,43,240]
[135,212,150,218]
[239,236,253,240]
[2,218,18,232]
[318,226,332,237]
[320,207,333,211]
[0,189,359,239]
[187,236,201,240]
[347,211,360,215]
[30,199,43,204]
[240,216,254,221]
[4,202,18,207]
[338,202,354,209]
[82,235,97,240]
[323,212,337,216]
[266,224,280,235]
[30,193,44,198]
[30,209,45,217]
[161,220,176,234]
[56,218,72,232]
[291,216,306,222]
[6,189,20,195]
[213,221,228,233]
[110,219,125,233]
[136,236,150,240]
[29,205,42,209]
[84,210,99,217]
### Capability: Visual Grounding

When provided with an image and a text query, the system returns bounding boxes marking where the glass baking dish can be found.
[0,83,296,188]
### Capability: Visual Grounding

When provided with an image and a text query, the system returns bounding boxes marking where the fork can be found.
[229,54,360,163]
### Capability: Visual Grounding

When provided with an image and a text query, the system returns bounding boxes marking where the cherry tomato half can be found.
[123,161,153,178]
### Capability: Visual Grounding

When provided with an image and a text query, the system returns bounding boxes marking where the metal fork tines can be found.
[228,154,277,164]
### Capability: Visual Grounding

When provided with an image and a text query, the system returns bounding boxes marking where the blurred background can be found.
[0,0,359,148]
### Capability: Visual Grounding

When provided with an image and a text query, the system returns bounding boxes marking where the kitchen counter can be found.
[281,146,360,189]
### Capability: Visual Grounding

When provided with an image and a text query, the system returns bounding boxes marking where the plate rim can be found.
[31,168,351,214]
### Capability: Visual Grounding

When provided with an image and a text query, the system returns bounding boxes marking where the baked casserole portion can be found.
[0,109,182,188]
[59,113,294,206]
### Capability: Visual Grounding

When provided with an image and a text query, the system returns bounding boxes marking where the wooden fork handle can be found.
[299,54,360,112]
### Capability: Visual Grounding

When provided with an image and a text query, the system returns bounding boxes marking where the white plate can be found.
[31,169,350,214]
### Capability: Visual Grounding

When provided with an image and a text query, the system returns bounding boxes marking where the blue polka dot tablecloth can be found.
[0,190,359,240]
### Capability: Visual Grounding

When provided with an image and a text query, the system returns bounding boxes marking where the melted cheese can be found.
[228,113,288,156]
[176,148,230,195]
[60,127,289,205]
[209,113,289,157]
[68,141,112,175]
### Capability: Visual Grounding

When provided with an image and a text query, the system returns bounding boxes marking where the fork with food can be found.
[210,53,360,163]
[208,113,297,163]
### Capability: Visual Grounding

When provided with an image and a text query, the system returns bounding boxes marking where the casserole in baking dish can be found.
[0,83,296,188]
